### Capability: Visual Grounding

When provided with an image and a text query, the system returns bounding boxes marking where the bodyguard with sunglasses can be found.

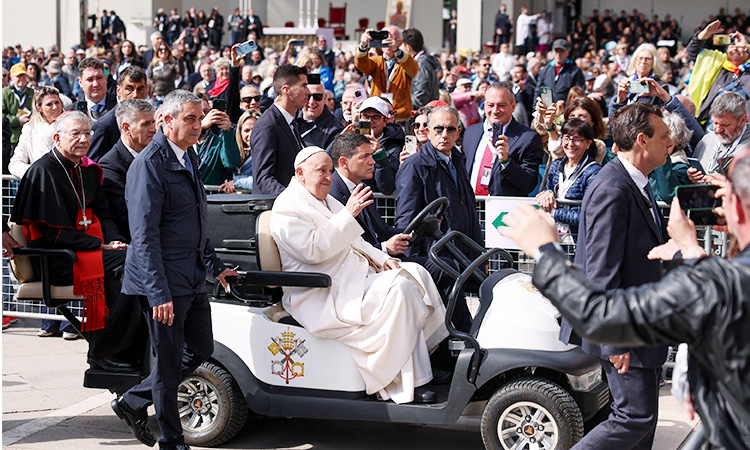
[295,82,342,149]
[395,105,482,332]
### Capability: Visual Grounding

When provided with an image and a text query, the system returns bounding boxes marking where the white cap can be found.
[456,78,473,87]
[294,146,326,168]
[358,96,389,117]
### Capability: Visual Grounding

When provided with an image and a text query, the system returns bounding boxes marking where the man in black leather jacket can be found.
[498,149,750,450]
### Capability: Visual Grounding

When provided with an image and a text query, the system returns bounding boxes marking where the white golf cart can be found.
[179,196,609,450]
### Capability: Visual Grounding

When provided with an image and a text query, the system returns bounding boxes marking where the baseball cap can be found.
[552,39,571,51]
[583,71,595,81]
[456,78,473,87]
[358,97,389,117]
[10,63,26,77]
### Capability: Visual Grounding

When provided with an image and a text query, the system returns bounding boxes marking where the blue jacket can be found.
[395,142,482,258]
[122,130,224,307]
[543,154,601,230]
[533,60,585,104]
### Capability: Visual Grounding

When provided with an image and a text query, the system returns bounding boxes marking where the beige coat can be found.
[271,178,448,403]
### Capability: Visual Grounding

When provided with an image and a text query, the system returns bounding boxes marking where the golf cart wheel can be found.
[481,377,583,450]
[179,361,248,447]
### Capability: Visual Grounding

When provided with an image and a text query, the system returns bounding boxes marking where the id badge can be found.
[480,167,492,186]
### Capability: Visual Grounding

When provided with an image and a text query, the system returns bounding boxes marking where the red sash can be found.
[27,208,107,331]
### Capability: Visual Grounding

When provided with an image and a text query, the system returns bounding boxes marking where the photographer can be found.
[195,93,241,186]
[687,20,750,125]
[355,26,418,122]
[498,148,750,450]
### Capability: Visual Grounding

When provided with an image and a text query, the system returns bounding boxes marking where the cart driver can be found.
[269,146,449,404]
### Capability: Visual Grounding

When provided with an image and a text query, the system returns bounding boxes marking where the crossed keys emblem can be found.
[268,327,308,384]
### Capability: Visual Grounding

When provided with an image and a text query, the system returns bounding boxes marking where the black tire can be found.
[179,361,248,447]
[481,377,583,450]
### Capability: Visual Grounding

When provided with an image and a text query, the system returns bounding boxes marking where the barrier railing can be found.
[3,175,728,321]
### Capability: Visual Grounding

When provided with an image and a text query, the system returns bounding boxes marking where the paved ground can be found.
[3,317,700,449]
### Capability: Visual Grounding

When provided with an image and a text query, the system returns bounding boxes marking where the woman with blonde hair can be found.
[9,86,64,178]
[610,43,670,113]
[220,109,262,193]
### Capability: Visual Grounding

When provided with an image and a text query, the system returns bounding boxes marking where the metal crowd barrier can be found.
[3,175,729,322]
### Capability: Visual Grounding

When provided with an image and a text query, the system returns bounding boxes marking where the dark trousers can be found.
[122,292,213,448]
[574,359,660,450]
[44,249,144,359]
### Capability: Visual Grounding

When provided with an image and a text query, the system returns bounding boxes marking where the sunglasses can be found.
[309,93,324,101]
[432,125,458,135]
[241,95,262,103]
[412,122,428,130]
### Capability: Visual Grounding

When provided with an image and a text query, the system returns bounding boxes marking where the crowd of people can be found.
[2,4,750,449]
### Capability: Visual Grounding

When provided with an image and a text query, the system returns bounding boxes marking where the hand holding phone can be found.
[358,121,371,136]
[404,135,418,155]
[712,34,735,46]
[675,184,723,226]
[369,30,389,48]
[236,39,258,57]
[539,87,553,106]
[628,80,649,94]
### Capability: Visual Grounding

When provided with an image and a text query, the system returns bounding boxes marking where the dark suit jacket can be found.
[329,172,398,247]
[122,130,224,306]
[246,14,264,39]
[250,103,302,194]
[88,104,120,162]
[463,118,543,197]
[564,156,668,369]
[65,92,117,122]
[395,142,482,258]
[99,139,134,240]
[297,107,344,150]
[494,12,511,35]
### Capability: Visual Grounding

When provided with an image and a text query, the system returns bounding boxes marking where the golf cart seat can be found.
[254,211,330,327]
[8,223,83,314]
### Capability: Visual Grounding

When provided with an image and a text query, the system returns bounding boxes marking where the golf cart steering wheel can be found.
[403,197,448,245]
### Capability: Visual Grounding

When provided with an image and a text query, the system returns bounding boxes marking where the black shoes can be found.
[88,356,139,373]
[413,387,436,404]
[111,395,156,447]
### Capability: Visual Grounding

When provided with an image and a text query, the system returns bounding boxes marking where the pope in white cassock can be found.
[270,146,449,404]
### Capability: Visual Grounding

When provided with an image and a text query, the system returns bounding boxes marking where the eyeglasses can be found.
[412,122,428,130]
[66,129,93,139]
[432,125,458,135]
[309,93,324,101]
[241,95,262,103]
[360,114,383,122]
[561,135,585,145]
[636,56,653,62]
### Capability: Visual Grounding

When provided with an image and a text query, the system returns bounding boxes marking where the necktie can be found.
[291,122,304,150]
[447,158,459,189]
[183,152,194,178]
[475,142,494,195]
[644,182,664,243]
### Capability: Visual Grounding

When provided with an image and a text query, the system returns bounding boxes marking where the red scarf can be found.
[27,208,107,332]
[207,78,229,98]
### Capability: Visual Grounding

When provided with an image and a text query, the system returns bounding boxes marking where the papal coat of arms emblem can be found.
[267,327,308,383]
